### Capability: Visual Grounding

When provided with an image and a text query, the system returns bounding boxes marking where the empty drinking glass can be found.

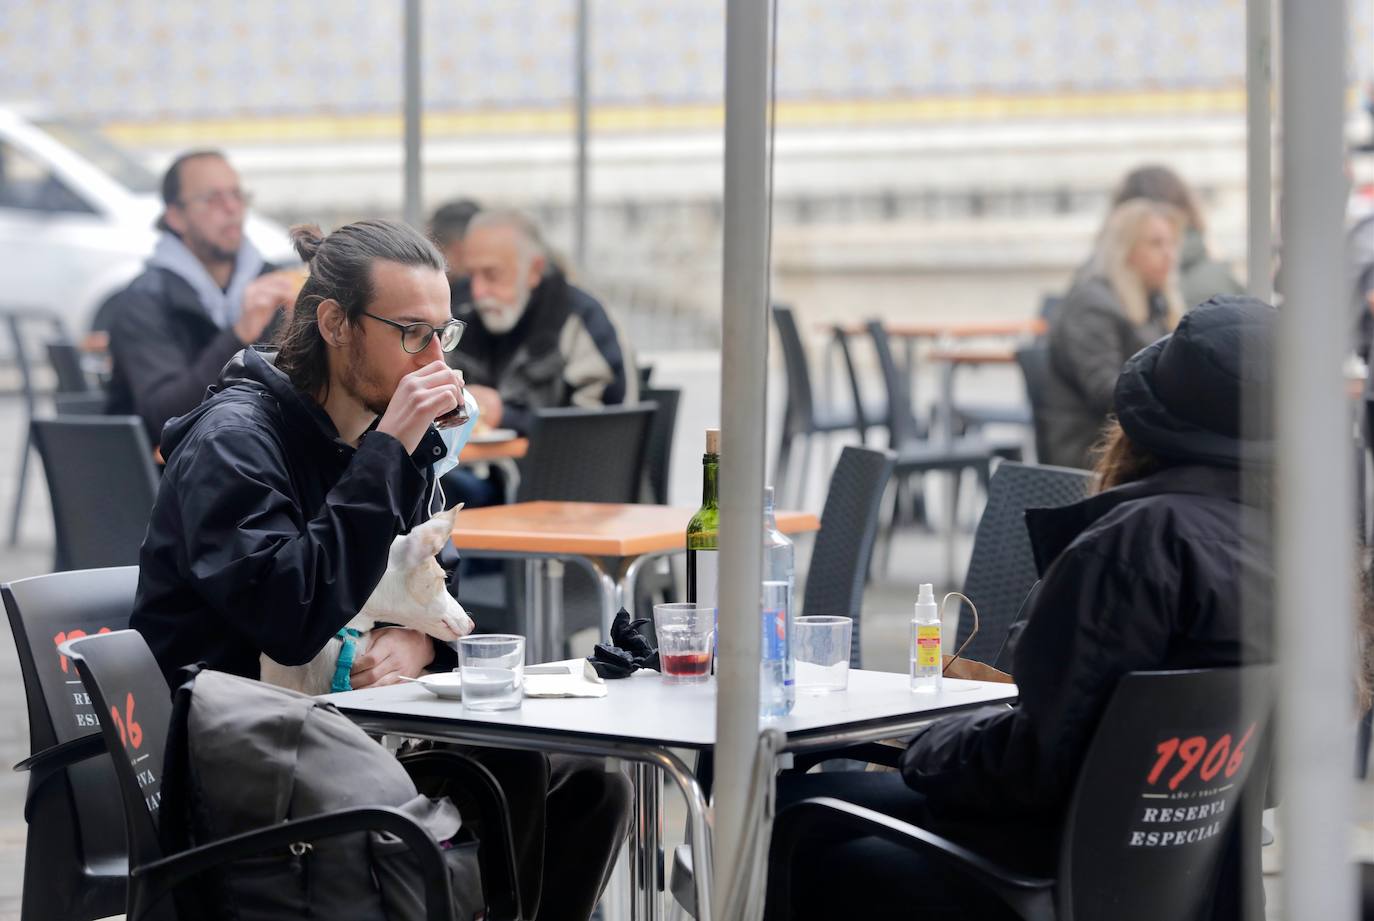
[653,602,714,685]
[458,635,525,710]
[794,615,852,693]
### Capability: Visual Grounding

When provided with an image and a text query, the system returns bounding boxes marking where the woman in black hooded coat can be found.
[766,296,1278,920]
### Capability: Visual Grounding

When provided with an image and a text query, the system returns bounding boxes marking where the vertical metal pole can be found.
[1277,2,1355,920]
[714,1,780,921]
[714,0,772,918]
[402,0,423,228]
[574,0,591,270]
[1246,0,1273,300]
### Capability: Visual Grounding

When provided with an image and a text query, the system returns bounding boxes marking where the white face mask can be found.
[432,388,480,480]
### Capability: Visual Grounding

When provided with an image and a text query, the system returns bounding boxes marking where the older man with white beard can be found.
[448,209,637,437]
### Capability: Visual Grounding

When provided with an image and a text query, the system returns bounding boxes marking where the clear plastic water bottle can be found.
[761,487,796,719]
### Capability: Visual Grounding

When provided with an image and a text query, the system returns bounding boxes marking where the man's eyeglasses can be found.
[178,188,253,210]
[361,312,466,354]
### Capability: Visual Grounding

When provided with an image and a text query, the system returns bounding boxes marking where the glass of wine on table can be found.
[653,603,714,684]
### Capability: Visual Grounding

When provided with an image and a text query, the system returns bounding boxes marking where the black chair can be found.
[518,403,656,503]
[47,339,96,394]
[867,320,1001,572]
[3,306,70,544]
[800,446,897,668]
[31,415,160,571]
[1015,343,1054,465]
[769,666,1276,921]
[773,305,867,507]
[640,387,681,506]
[3,566,139,921]
[54,393,109,416]
[62,629,521,921]
[956,461,1093,666]
[637,388,682,610]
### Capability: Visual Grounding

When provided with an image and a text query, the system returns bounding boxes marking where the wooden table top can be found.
[451,501,820,557]
[459,437,528,462]
[824,317,1046,339]
[925,346,1019,365]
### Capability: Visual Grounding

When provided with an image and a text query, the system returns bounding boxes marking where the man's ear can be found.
[317,299,349,348]
[526,253,546,290]
[162,206,187,237]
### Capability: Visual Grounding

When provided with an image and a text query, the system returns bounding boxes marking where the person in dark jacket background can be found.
[1043,197,1185,468]
[103,149,301,444]
[131,218,630,921]
[767,296,1277,921]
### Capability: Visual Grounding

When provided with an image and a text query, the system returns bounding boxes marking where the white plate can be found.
[469,428,518,444]
[411,672,464,699]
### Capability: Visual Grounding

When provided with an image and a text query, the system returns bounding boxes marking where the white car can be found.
[0,106,294,335]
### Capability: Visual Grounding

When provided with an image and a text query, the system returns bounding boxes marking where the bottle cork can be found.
[705,428,720,455]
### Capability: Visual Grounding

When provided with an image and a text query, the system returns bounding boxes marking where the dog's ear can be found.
[399,505,459,566]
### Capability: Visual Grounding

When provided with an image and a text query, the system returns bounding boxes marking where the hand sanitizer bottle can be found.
[910,583,942,693]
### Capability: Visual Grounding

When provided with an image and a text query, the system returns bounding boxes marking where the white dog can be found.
[260,505,475,696]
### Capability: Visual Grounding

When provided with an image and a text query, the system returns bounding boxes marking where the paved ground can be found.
[0,360,1369,919]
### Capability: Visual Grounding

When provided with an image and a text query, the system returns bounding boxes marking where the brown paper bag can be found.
[941,654,1013,684]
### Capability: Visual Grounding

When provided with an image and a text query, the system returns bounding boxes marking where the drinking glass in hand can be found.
[653,603,714,685]
[794,615,852,693]
[458,634,525,710]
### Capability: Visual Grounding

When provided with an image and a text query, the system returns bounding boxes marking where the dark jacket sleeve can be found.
[1049,297,1134,416]
[899,543,1174,819]
[169,424,431,667]
[107,285,245,443]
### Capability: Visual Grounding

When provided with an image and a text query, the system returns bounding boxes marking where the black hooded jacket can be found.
[899,463,1273,820]
[102,263,281,445]
[130,347,454,686]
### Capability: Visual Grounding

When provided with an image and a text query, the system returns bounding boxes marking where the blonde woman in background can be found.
[1042,198,1185,468]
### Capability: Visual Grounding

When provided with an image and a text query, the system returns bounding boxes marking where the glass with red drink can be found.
[653,602,714,685]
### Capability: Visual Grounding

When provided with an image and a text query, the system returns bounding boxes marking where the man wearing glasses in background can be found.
[103,149,301,445]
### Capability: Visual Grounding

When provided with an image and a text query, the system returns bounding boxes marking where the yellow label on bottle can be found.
[915,624,941,668]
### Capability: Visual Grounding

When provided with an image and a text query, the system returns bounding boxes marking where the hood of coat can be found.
[1024,463,1264,575]
[159,347,344,463]
[1113,294,1276,469]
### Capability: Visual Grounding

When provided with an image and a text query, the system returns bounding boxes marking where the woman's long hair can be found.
[1091,418,1160,493]
[1089,198,1186,331]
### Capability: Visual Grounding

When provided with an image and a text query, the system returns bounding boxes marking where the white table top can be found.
[325,668,1018,751]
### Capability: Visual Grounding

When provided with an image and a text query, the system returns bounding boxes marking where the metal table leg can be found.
[545,559,565,661]
[524,560,544,664]
[630,762,664,920]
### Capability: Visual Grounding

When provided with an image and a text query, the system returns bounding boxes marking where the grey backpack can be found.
[159,669,484,920]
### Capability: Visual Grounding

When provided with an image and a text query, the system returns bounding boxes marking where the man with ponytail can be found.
[131,218,631,920]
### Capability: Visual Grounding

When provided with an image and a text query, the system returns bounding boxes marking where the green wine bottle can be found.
[685,428,720,608]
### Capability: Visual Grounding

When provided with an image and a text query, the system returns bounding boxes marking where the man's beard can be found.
[186,224,239,265]
[339,337,392,417]
[475,280,531,335]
